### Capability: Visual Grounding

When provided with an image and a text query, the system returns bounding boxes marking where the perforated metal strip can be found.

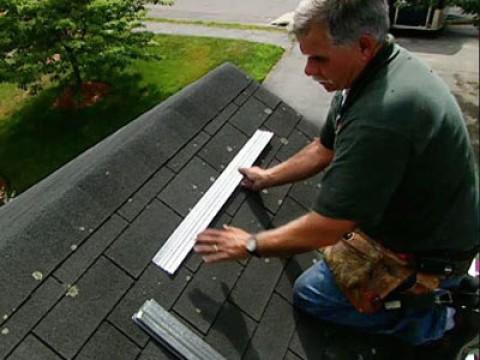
[153,129,273,274]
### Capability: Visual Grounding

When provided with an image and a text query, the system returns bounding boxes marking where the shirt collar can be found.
[342,35,397,109]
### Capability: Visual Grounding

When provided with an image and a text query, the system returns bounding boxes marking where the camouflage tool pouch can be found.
[323,231,440,313]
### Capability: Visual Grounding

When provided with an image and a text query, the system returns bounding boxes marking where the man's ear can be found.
[358,34,379,62]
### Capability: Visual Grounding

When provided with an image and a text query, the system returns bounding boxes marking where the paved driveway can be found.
[149,0,299,24]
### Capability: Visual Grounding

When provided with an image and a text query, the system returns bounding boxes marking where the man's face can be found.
[298,23,366,92]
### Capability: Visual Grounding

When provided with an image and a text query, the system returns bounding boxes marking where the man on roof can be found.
[195,0,479,356]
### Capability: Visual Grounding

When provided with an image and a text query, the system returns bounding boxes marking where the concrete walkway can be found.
[145,22,291,47]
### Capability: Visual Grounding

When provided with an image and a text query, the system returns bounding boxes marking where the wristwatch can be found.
[245,234,260,257]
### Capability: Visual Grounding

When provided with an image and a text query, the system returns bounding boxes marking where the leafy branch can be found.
[0,0,173,93]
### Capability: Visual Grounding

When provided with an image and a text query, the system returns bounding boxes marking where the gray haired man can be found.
[195,0,479,356]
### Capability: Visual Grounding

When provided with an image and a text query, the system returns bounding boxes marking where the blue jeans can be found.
[293,260,462,345]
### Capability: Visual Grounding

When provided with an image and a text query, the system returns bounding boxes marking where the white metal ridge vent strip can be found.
[153,129,274,274]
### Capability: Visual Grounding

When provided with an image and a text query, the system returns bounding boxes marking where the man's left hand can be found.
[194,225,251,263]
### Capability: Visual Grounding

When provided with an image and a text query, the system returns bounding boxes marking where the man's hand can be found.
[239,166,271,191]
[194,225,251,263]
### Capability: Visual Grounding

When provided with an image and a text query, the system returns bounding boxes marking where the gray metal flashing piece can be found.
[153,129,273,274]
[132,299,225,360]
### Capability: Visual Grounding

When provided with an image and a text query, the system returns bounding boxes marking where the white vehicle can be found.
[389,0,447,31]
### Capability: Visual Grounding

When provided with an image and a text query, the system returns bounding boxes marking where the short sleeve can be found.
[320,114,335,150]
[314,125,411,227]
[320,93,342,150]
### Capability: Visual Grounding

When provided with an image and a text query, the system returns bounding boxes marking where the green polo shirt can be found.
[315,40,479,254]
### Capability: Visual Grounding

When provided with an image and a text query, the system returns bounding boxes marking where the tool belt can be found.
[323,231,442,313]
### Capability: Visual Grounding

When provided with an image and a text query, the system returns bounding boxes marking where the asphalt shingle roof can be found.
[0,63,414,360]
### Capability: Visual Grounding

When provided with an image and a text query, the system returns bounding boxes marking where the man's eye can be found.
[311,56,327,63]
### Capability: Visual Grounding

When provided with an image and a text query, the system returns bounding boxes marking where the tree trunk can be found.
[63,44,82,92]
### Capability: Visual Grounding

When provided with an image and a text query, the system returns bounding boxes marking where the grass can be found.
[0,84,28,120]
[0,34,284,194]
[146,17,287,33]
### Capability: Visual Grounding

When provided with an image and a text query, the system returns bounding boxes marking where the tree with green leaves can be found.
[449,0,479,26]
[0,0,170,94]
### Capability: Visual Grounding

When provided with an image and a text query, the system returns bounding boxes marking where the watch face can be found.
[246,238,257,253]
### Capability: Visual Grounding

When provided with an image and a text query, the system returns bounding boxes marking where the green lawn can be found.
[0,34,284,195]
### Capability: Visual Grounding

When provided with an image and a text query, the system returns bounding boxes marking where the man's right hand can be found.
[238,166,272,191]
